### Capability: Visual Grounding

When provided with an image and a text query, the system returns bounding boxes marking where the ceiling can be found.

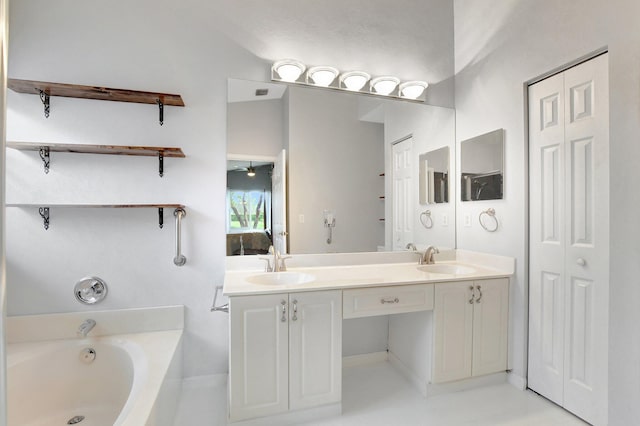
[208,0,454,87]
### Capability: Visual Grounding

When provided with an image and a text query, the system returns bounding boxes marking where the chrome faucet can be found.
[77,319,96,338]
[260,245,292,272]
[420,246,439,265]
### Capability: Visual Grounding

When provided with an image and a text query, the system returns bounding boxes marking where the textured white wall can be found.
[5,0,270,378]
[453,1,640,423]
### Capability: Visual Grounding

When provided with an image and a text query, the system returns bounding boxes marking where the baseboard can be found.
[388,351,427,397]
[228,403,341,425]
[507,371,527,390]
[426,372,507,397]
[342,351,388,368]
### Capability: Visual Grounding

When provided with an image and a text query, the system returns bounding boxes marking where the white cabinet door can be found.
[432,281,474,383]
[229,294,289,422]
[289,290,342,411]
[433,279,509,384]
[472,278,509,377]
[229,290,342,422]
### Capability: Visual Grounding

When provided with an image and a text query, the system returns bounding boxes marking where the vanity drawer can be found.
[343,284,434,319]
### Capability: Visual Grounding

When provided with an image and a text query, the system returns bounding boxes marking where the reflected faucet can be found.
[406,243,417,251]
[77,319,96,338]
[420,246,440,265]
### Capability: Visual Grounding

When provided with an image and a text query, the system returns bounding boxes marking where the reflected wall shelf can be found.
[7,78,185,125]
[6,203,185,230]
[7,142,185,176]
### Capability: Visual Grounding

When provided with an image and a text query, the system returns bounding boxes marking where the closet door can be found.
[528,70,566,406]
[528,53,609,426]
[561,53,609,426]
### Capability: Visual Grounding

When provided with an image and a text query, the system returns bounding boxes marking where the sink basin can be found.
[417,264,477,275]
[246,272,316,286]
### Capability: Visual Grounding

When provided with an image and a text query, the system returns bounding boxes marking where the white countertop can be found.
[223,250,515,296]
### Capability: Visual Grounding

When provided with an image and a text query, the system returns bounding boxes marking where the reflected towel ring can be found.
[420,210,433,229]
[479,208,498,232]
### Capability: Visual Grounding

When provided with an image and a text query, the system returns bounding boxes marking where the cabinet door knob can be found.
[576,258,586,266]
[280,300,287,322]
[292,299,298,321]
[475,285,483,303]
[468,286,475,304]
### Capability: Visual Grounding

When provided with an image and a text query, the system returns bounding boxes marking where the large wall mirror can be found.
[460,129,504,201]
[227,78,456,255]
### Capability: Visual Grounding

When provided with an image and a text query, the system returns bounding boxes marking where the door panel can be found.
[229,294,289,422]
[528,70,566,405]
[472,279,509,377]
[392,137,413,250]
[289,290,342,411]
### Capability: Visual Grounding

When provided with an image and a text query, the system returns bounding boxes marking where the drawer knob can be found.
[380,297,400,304]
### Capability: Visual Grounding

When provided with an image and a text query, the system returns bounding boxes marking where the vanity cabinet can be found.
[228,290,342,422]
[432,278,509,383]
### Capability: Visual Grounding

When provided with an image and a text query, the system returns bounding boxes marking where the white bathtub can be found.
[6,307,183,426]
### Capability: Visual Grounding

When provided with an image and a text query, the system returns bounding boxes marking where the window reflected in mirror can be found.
[226,160,274,255]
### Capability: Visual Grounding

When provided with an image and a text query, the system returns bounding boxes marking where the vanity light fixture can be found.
[271,59,427,102]
[399,81,429,99]
[272,59,306,82]
[307,66,339,87]
[371,76,400,96]
[339,71,371,91]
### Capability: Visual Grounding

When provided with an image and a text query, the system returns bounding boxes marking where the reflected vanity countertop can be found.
[223,249,515,296]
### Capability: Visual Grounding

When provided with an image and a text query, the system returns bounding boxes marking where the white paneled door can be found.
[528,53,609,426]
[392,137,413,250]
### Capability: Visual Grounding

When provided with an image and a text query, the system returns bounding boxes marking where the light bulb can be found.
[399,81,429,99]
[371,76,400,96]
[308,66,339,86]
[340,71,370,91]
[273,59,306,82]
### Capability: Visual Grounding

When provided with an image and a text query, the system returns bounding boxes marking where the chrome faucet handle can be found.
[279,255,292,272]
[258,257,273,272]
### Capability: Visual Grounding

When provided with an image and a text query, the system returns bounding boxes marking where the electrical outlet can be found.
[299,214,305,223]
[442,214,448,226]
[464,213,472,227]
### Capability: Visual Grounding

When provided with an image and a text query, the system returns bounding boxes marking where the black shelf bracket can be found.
[157,99,164,126]
[39,146,50,174]
[158,152,164,177]
[39,90,50,118]
[158,207,164,229]
[39,207,50,230]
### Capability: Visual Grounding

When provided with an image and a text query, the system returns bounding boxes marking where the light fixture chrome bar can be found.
[271,59,428,103]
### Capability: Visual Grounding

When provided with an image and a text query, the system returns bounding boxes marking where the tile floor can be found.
[173,361,587,425]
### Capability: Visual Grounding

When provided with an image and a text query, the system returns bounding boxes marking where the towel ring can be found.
[420,210,433,229]
[479,208,498,232]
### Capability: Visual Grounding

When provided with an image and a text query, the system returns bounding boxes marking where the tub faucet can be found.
[77,319,96,338]
[406,243,417,251]
[420,246,439,265]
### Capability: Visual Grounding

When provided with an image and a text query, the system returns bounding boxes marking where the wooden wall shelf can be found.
[7,203,186,230]
[7,142,185,176]
[8,78,184,124]
[8,79,184,106]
